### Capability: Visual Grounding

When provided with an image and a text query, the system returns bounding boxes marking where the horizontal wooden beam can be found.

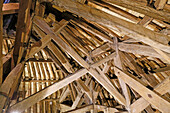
[2,3,19,15]
[53,0,170,53]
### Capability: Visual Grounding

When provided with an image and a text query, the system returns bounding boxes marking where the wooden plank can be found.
[2,3,19,15]
[114,67,170,113]
[7,68,88,113]
[0,0,3,85]
[0,63,24,113]
[53,0,170,53]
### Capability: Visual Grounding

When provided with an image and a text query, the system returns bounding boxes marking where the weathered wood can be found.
[113,38,131,112]
[2,3,19,15]
[92,42,170,62]
[114,67,170,113]
[13,0,32,65]
[0,63,24,113]
[103,0,170,22]
[53,0,170,53]
[88,0,139,23]
[117,43,170,60]
[0,0,3,85]
[130,76,170,113]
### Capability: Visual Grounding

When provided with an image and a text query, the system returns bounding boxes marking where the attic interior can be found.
[0,0,170,113]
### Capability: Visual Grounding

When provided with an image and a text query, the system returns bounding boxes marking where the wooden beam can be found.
[7,68,88,113]
[0,0,3,85]
[92,42,170,61]
[0,63,24,113]
[103,0,170,22]
[113,38,131,112]
[2,3,19,15]
[114,67,170,113]
[53,0,170,53]
[117,43,170,59]
[130,76,170,113]
[13,0,32,65]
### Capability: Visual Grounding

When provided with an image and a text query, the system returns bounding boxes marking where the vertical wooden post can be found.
[13,0,32,65]
[0,0,3,85]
